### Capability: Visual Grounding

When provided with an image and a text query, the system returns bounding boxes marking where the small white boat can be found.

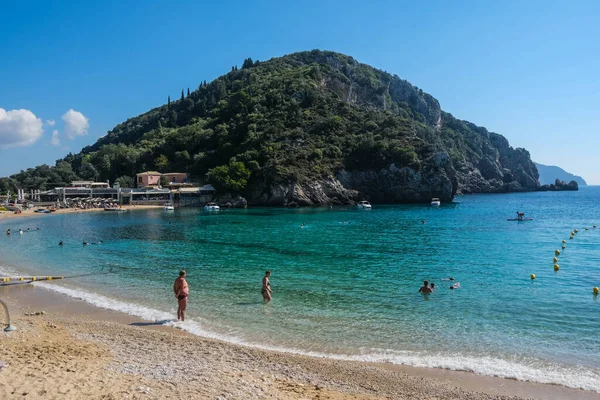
[104,206,126,212]
[356,200,372,209]
[204,202,220,211]
[164,204,175,211]
[431,198,441,207]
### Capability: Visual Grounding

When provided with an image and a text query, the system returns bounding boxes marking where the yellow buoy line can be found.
[540,224,599,295]
[1,276,65,283]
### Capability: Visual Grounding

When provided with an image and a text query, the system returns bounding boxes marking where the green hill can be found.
[0,50,540,205]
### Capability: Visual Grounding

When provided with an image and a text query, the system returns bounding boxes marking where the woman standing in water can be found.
[262,270,273,302]
[173,270,189,321]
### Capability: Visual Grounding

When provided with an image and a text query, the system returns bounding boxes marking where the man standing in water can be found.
[173,270,189,321]
[262,270,273,302]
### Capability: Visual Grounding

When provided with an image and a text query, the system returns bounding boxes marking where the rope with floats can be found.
[0,264,129,286]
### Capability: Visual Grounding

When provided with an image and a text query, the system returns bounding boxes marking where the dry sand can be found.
[0,284,597,400]
[0,205,162,221]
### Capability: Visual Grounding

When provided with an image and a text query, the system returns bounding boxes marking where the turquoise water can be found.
[1,188,600,391]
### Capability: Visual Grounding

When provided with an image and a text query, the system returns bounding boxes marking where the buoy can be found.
[553,257,558,262]
[594,225,597,228]
[562,245,566,249]
[569,236,573,239]
[574,229,579,233]
[555,250,561,256]
[594,287,599,295]
[530,274,536,280]
[571,231,575,235]
[554,264,560,271]
[562,240,566,243]
[585,228,589,231]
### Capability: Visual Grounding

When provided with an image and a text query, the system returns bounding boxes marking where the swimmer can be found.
[59,241,63,246]
[301,223,305,228]
[26,228,30,232]
[83,241,89,245]
[430,282,435,291]
[36,227,40,231]
[262,270,273,302]
[422,219,426,224]
[173,270,189,321]
[19,229,23,235]
[450,282,461,290]
[6,229,10,235]
[419,280,433,293]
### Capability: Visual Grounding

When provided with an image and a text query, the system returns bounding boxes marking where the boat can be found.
[104,206,126,212]
[507,218,533,221]
[164,204,175,211]
[431,198,441,207]
[356,200,372,209]
[204,202,220,211]
[34,209,50,213]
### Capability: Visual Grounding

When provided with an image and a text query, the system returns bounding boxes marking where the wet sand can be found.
[0,283,597,399]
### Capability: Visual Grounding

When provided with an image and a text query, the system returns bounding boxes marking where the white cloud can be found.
[50,130,60,146]
[46,119,56,126]
[62,109,89,139]
[0,108,44,149]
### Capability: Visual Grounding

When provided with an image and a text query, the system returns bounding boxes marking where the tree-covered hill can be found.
[0,50,540,205]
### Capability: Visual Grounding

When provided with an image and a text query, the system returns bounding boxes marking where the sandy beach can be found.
[0,284,597,400]
[0,205,163,221]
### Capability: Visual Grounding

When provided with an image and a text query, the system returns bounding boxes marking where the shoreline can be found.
[0,282,597,399]
[0,204,164,221]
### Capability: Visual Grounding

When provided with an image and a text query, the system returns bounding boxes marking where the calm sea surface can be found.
[1,188,600,391]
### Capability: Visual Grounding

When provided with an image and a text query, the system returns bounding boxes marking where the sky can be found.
[1,0,599,183]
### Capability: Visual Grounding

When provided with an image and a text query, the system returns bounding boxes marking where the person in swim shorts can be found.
[262,270,272,302]
[173,270,189,321]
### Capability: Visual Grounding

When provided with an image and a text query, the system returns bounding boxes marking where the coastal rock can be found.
[248,177,358,207]
[216,195,248,208]
[538,178,579,191]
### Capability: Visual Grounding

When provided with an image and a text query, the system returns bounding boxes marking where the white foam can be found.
[33,282,600,393]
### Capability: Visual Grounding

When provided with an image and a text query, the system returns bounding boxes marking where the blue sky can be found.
[1,0,598,183]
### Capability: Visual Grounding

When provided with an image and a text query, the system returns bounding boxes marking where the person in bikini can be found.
[173,270,189,321]
[262,270,273,302]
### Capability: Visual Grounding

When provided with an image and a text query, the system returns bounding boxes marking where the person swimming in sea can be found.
[262,270,273,302]
[18,229,23,235]
[59,241,63,246]
[301,223,305,228]
[430,282,435,291]
[173,270,189,321]
[419,280,433,293]
[83,241,89,245]
[6,229,10,236]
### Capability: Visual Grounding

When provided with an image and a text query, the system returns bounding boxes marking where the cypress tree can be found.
[168,95,171,108]
[187,87,190,96]
[181,89,184,101]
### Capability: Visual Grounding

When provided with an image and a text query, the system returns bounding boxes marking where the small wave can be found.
[34,282,600,393]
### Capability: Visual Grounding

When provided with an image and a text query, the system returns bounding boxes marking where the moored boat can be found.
[431,198,441,206]
[204,202,220,211]
[356,200,372,209]
[104,205,126,212]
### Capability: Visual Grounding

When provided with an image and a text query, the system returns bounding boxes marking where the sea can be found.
[1,187,599,392]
